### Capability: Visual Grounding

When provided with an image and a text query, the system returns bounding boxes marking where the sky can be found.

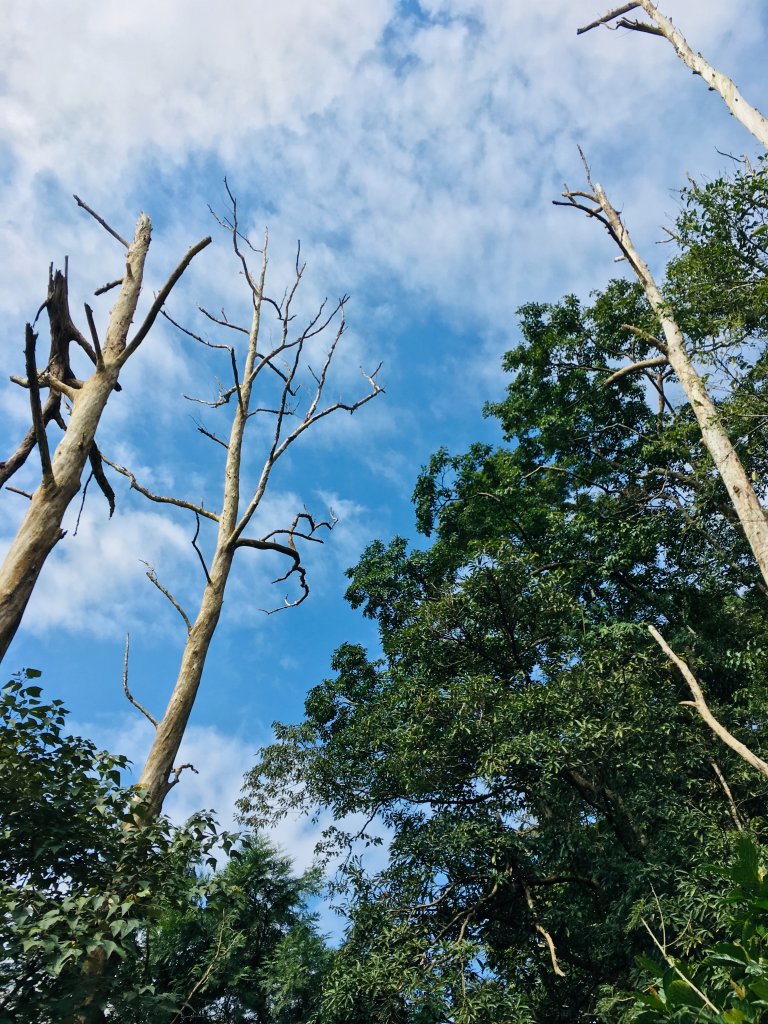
[2,0,768,874]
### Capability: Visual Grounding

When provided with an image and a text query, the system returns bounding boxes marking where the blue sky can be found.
[2,0,768,865]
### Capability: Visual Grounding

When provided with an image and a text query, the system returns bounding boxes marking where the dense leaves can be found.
[243,164,768,1022]
[122,834,331,1023]
[0,674,328,1024]
[632,838,768,1023]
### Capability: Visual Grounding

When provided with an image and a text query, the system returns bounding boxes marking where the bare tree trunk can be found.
[137,547,233,817]
[0,215,211,664]
[112,206,382,819]
[559,169,768,592]
[0,219,149,662]
[578,2,768,148]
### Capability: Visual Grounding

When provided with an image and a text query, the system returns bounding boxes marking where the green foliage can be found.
[0,672,228,1022]
[1,672,330,1023]
[631,837,768,1023]
[121,833,332,1023]
[243,164,768,1022]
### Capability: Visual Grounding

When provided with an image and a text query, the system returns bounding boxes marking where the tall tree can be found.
[0,203,210,663]
[242,163,768,1021]
[103,192,383,820]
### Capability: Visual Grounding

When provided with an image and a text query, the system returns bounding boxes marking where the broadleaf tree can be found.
[242,118,768,1024]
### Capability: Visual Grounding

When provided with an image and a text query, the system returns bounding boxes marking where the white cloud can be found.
[3,505,193,639]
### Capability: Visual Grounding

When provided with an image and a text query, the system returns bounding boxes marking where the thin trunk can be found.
[593,184,768,591]
[136,258,266,816]
[137,547,234,817]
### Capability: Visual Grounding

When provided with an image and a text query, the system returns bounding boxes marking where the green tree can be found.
[0,670,226,1022]
[242,164,768,1022]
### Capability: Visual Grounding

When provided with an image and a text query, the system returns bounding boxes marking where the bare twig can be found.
[649,625,768,779]
[94,278,123,296]
[83,304,103,367]
[73,195,130,248]
[24,326,53,483]
[192,512,212,584]
[167,762,198,791]
[142,562,192,633]
[122,634,159,727]
[196,423,229,450]
[5,487,33,500]
[101,456,219,522]
[577,2,640,35]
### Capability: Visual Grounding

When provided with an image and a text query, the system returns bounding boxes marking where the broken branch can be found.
[649,625,768,780]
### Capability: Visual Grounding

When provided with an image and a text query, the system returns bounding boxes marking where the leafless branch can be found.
[196,423,229,450]
[120,235,213,363]
[101,456,219,522]
[142,561,192,633]
[649,625,768,779]
[183,382,239,408]
[162,308,231,350]
[94,278,123,296]
[83,304,103,367]
[198,305,249,334]
[576,2,640,35]
[73,194,130,248]
[5,487,33,500]
[192,512,212,584]
[122,634,159,727]
[24,326,52,482]
[167,762,198,791]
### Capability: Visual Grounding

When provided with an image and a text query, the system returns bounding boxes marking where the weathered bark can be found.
[590,183,768,592]
[125,217,382,818]
[0,219,150,662]
[578,2,768,149]
[0,216,211,664]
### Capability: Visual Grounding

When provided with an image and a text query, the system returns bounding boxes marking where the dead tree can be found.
[106,190,383,819]
[556,154,768,591]
[577,2,768,149]
[0,205,211,663]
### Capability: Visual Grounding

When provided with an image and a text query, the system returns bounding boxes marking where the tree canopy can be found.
[242,159,768,1022]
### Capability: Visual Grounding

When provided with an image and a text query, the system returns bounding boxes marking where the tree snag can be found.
[105,191,383,819]
[0,205,211,663]
[578,1,768,149]
[557,156,768,592]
